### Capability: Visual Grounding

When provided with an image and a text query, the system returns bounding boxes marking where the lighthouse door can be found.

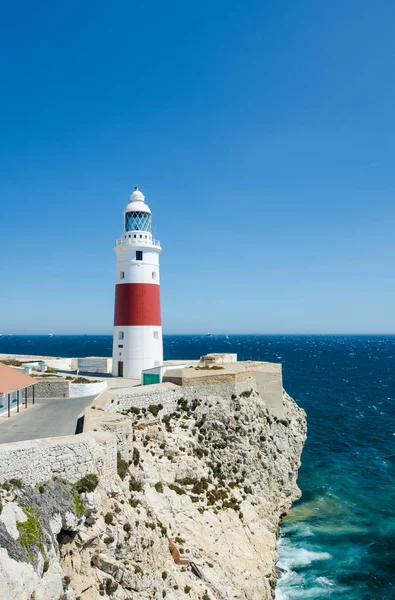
[118,361,124,377]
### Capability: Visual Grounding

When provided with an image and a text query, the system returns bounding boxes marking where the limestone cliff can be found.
[0,387,306,600]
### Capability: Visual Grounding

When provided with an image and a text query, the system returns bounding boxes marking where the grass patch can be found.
[72,491,85,517]
[17,506,45,559]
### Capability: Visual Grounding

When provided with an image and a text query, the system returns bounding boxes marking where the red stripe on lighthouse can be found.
[114,283,161,326]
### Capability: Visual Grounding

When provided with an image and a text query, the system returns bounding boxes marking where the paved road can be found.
[0,395,97,444]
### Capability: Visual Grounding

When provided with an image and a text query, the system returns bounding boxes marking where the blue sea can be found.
[0,334,394,599]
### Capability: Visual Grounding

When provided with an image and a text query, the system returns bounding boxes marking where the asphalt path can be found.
[0,395,97,444]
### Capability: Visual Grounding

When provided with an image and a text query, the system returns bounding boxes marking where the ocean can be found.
[0,334,394,599]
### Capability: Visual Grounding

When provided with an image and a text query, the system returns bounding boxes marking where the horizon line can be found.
[2,333,395,337]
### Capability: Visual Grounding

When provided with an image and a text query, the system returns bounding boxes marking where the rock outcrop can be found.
[0,386,306,600]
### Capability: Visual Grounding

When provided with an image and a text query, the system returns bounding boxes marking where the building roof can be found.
[0,362,37,395]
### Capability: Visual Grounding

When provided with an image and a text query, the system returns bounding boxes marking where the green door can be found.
[143,373,160,385]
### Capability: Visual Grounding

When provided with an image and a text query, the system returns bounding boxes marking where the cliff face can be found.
[0,387,306,600]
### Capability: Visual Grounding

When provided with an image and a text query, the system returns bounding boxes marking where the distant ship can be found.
[206,333,213,337]
[48,333,53,338]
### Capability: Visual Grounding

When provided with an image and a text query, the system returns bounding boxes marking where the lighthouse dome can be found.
[123,186,152,233]
[124,187,151,215]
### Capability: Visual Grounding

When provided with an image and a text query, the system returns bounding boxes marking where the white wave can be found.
[278,547,331,569]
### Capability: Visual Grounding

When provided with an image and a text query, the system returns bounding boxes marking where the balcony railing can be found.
[115,236,161,248]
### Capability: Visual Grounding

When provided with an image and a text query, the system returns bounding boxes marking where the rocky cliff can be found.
[0,387,306,600]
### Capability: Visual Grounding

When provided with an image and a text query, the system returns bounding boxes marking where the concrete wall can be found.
[0,432,117,487]
[44,358,77,371]
[78,357,112,374]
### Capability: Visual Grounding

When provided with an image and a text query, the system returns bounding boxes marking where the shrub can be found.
[74,474,98,494]
[71,377,91,384]
[104,536,114,545]
[129,477,143,493]
[105,578,118,594]
[184,585,191,594]
[134,565,143,574]
[132,448,140,467]
[43,559,50,573]
[154,481,164,493]
[176,477,197,486]
[168,484,185,495]
[38,485,45,494]
[117,453,129,479]
[9,478,23,489]
[123,523,131,532]
[162,571,168,580]
[175,536,185,544]
[148,404,161,417]
[63,575,71,586]
[104,513,114,525]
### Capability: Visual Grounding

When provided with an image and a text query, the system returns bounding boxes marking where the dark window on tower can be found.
[136,251,143,261]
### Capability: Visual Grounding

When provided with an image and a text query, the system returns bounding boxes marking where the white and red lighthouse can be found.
[112,187,163,377]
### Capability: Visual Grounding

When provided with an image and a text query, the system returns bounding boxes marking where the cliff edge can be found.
[0,383,306,600]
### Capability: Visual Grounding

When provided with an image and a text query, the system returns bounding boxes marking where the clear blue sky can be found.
[1,0,395,334]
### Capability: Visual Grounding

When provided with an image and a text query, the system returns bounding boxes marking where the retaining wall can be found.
[25,380,107,399]
[27,380,70,399]
[0,432,117,487]
[104,380,258,414]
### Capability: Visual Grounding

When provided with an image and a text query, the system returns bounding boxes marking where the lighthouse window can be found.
[118,331,124,340]
[153,331,159,339]
[152,271,156,280]
[120,271,125,279]
[136,251,143,261]
[125,211,152,232]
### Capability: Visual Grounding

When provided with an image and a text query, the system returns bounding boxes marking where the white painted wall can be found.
[112,325,163,377]
[69,380,107,398]
[115,245,161,285]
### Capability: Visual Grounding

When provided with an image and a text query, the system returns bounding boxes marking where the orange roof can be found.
[0,362,37,396]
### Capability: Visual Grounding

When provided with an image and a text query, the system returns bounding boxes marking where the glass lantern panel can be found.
[125,211,152,232]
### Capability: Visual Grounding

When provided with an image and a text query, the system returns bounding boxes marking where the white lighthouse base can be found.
[112,325,163,378]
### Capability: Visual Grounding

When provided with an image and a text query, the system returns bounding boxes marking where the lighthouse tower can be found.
[112,187,163,377]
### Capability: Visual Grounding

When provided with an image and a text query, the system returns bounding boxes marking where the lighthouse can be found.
[112,187,163,377]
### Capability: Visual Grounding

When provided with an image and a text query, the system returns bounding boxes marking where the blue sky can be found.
[1,0,395,334]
